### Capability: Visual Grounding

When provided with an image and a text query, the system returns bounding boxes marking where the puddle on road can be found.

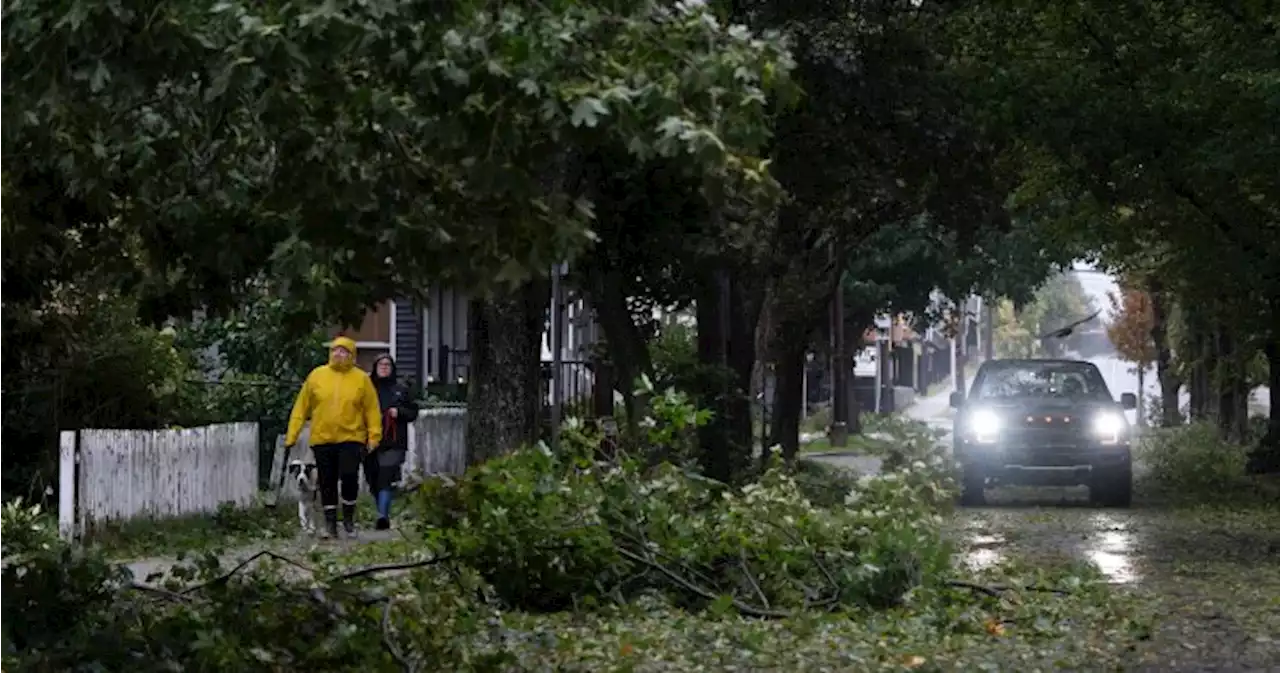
[962,533,1006,571]
[957,510,1142,585]
[1084,513,1140,584]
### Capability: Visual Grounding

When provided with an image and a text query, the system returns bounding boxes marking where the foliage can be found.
[1134,423,1280,505]
[420,394,956,616]
[3,402,1158,672]
[1106,287,1157,368]
[2,500,133,661]
[0,492,1150,672]
[950,0,1279,461]
[170,292,328,455]
[1,290,193,501]
[992,271,1094,359]
[648,321,700,394]
[3,0,795,326]
[992,298,1037,359]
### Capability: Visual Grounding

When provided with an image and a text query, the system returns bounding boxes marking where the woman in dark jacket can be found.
[366,355,420,530]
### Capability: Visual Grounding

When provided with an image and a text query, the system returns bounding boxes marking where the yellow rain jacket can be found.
[285,336,383,448]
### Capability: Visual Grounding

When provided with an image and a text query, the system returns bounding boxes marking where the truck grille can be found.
[1003,414,1086,445]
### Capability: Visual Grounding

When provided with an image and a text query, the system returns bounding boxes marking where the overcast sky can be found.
[1071,261,1119,313]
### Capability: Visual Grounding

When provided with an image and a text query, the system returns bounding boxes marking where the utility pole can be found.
[549,262,568,452]
[983,295,995,361]
[829,250,849,447]
[951,298,968,396]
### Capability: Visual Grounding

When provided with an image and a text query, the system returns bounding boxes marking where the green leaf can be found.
[570,97,608,128]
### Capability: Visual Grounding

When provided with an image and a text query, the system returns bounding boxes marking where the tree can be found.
[1106,286,1157,426]
[990,272,1094,359]
[993,299,1037,359]
[949,0,1280,470]
[750,0,1024,462]
[4,0,796,464]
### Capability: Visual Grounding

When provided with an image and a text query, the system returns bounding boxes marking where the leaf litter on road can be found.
[955,488,1280,671]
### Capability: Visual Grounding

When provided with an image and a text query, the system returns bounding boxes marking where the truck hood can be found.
[966,398,1123,416]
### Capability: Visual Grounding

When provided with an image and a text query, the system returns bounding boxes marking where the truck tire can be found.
[960,466,987,506]
[1090,463,1132,507]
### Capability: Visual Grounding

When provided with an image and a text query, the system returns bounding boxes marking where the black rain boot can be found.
[342,503,357,537]
[323,509,338,539]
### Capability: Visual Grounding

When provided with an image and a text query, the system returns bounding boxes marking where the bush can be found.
[417,402,958,616]
[3,389,964,670]
[2,498,500,671]
[2,293,194,502]
[1135,422,1262,503]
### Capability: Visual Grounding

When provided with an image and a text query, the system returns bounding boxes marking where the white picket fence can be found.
[57,409,470,538]
[268,407,468,502]
[58,423,259,540]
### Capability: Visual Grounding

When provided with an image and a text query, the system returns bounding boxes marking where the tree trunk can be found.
[692,262,761,484]
[581,263,653,434]
[726,271,761,470]
[465,280,549,465]
[696,267,733,483]
[1148,283,1182,426]
[1186,309,1211,421]
[751,281,777,441]
[1212,325,1250,442]
[1246,336,1280,474]
[1136,366,1146,428]
[768,323,808,462]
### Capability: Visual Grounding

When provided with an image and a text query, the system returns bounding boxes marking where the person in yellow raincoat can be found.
[285,336,382,538]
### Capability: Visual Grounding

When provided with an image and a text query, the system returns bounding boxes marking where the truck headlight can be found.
[1092,412,1126,445]
[968,409,1002,444]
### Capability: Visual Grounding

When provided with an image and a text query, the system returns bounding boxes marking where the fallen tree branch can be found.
[333,555,453,582]
[128,581,195,603]
[381,596,421,673]
[738,549,771,610]
[945,579,1073,597]
[125,550,453,602]
[180,550,317,595]
[616,546,792,619]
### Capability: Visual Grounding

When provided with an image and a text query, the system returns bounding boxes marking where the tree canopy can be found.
[3,0,795,325]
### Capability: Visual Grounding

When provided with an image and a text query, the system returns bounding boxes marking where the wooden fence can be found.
[58,423,259,540]
[267,407,468,502]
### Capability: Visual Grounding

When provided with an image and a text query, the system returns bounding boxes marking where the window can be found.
[331,300,396,370]
[972,361,1111,401]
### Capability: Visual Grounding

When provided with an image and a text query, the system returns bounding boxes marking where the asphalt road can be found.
[807,351,1280,670]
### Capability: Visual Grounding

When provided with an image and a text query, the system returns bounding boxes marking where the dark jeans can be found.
[313,442,362,513]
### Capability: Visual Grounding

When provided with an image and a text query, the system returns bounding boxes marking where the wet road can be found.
[954,490,1280,671]
[806,380,1280,670]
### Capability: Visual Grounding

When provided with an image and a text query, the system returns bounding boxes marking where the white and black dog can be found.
[287,459,320,534]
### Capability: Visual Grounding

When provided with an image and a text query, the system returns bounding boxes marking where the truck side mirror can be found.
[949,391,964,409]
[1119,393,1137,410]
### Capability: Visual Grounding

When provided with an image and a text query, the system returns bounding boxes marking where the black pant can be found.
[313,442,362,514]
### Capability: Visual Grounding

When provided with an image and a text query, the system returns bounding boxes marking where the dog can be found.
[287,459,320,534]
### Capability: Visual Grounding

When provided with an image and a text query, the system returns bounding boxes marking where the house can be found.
[337,288,601,397]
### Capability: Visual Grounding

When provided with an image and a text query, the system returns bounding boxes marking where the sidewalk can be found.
[123,528,400,583]
[903,385,956,426]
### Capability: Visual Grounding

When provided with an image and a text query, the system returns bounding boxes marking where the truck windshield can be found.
[971,361,1112,402]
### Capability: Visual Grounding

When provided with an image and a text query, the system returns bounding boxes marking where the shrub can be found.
[2,498,498,670]
[1135,422,1254,503]
[417,405,958,616]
